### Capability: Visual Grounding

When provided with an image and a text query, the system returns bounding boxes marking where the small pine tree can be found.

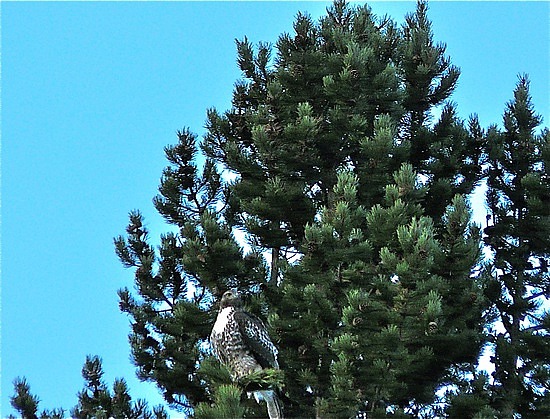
[10,377,65,419]
[10,378,40,419]
[10,357,167,419]
[70,355,168,419]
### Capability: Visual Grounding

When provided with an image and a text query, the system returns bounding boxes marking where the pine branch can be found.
[237,369,285,392]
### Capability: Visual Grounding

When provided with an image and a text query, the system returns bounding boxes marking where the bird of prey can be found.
[210,289,282,419]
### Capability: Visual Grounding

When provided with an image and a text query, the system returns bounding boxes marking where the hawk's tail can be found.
[253,389,283,419]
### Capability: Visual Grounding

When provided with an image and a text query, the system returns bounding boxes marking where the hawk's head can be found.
[220,289,243,309]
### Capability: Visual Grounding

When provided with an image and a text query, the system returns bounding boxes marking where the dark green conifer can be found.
[70,355,168,419]
[483,76,549,417]
[10,357,166,419]
[10,378,42,419]
[113,2,489,416]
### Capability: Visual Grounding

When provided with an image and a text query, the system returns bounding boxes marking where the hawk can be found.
[210,289,282,419]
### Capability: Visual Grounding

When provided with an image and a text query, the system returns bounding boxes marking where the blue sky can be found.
[2,1,548,417]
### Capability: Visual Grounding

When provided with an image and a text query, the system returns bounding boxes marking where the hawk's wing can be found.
[234,310,279,369]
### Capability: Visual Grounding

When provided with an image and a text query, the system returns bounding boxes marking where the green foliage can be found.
[9,1,547,417]
[10,377,41,419]
[194,359,285,419]
[14,0,550,418]
[108,1,494,417]
[483,75,550,417]
[15,1,548,418]
[10,357,166,419]
[9,381,65,419]
[444,372,499,419]
[71,355,168,419]
[237,368,285,393]
[194,385,246,419]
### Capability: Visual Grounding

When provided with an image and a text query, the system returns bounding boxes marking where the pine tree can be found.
[10,357,167,419]
[273,166,485,417]
[483,76,550,417]
[71,355,168,419]
[114,129,268,414]
[113,1,489,417]
[399,0,483,221]
[10,378,39,419]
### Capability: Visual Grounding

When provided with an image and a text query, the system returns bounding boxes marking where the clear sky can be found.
[1,1,548,417]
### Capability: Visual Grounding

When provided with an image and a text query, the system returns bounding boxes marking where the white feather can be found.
[212,307,233,335]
